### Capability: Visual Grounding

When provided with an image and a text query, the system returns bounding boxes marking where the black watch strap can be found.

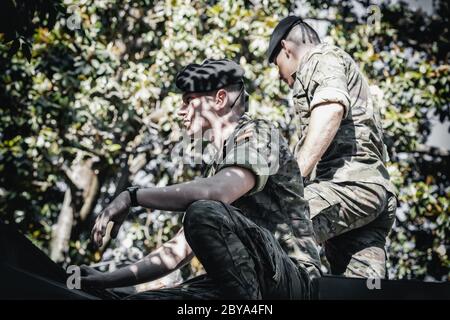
[126,186,139,207]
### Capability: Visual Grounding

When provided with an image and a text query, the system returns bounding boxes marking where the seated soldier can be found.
[81,59,321,300]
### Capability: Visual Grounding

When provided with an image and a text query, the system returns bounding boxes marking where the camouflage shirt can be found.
[292,43,396,194]
[203,113,321,277]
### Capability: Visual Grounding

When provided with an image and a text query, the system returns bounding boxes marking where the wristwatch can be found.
[126,186,140,207]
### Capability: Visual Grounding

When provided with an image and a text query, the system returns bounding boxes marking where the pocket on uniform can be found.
[311,203,343,243]
[244,227,282,283]
[305,183,341,216]
[293,93,310,115]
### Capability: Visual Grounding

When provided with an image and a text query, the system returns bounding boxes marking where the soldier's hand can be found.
[91,191,130,248]
[80,265,107,289]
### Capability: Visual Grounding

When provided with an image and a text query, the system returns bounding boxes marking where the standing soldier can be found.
[267,16,397,278]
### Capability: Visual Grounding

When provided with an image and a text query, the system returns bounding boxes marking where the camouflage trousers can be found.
[125,200,312,300]
[305,181,396,278]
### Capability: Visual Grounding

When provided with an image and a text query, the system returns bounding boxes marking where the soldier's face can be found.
[275,48,296,88]
[179,92,217,137]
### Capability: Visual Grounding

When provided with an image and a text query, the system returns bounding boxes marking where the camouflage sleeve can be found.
[216,121,275,196]
[307,51,351,117]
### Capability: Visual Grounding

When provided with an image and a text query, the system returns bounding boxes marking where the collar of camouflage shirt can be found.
[296,43,327,76]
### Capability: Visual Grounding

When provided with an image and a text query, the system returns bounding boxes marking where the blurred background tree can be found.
[0,0,448,285]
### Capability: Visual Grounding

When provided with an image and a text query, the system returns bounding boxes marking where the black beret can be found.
[176,59,244,93]
[267,16,303,63]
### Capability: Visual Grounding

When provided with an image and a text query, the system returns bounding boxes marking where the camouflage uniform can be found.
[126,113,321,300]
[292,43,397,278]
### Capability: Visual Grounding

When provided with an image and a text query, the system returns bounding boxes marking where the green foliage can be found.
[0,0,448,280]
[0,0,64,60]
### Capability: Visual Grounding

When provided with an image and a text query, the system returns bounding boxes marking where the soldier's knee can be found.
[183,200,224,230]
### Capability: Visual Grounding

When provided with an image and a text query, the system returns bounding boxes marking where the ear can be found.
[215,89,227,109]
[280,39,292,58]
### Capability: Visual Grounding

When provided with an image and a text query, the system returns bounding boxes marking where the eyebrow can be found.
[182,94,191,103]
[183,93,200,103]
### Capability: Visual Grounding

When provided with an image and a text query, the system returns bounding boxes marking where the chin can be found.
[288,78,296,88]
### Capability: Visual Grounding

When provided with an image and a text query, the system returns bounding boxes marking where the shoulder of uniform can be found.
[253,117,272,128]
[239,114,271,130]
[297,44,335,76]
[311,44,343,60]
[234,118,273,144]
[253,119,277,136]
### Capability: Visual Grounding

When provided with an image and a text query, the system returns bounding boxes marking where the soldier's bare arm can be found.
[297,102,344,177]
[135,166,256,210]
[91,166,255,247]
[81,228,192,289]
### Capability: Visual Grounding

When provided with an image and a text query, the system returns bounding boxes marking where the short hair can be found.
[285,22,321,46]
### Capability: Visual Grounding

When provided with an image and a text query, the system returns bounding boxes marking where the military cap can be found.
[267,16,303,63]
[176,59,244,93]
